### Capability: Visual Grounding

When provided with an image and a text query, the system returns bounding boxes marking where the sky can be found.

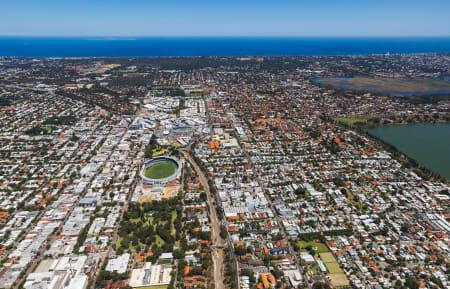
[0,0,449,37]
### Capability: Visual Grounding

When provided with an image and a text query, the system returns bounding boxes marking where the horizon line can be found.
[1,35,450,38]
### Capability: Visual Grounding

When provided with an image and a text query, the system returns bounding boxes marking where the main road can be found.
[182,151,226,289]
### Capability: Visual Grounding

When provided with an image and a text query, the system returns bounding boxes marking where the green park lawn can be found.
[319,252,344,273]
[144,161,176,179]
[297,240,329,253]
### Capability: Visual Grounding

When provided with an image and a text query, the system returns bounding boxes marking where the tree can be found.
[431,276,444,289]
[173,249,185,260]
[405,277,419,289]
[120,237,130,250]
[235,246,247,256]
[220,225,228,239]
[272,233,283,241]
[313,282,331,289]
[131,235,139,246]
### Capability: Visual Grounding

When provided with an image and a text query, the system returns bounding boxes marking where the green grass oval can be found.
[144,161,176,179]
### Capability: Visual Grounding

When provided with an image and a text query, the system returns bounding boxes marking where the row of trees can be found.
[43,114,77,125]
[296,228,353,242]
[25,125,51,136]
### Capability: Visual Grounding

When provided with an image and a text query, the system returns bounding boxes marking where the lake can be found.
[368,123,450,180]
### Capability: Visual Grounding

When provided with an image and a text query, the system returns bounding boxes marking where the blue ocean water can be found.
[0,37,450,57]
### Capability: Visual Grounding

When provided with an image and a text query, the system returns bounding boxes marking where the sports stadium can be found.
[140,156,182,186]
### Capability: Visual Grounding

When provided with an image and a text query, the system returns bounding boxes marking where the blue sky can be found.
[1,0,449,36]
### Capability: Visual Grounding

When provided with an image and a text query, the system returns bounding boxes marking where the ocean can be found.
[1,37,450,57]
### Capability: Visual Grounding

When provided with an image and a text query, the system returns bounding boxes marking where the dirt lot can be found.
[328,273,350,287]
